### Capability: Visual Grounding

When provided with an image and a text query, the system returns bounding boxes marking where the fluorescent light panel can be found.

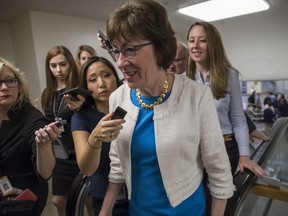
[178,0,270,22]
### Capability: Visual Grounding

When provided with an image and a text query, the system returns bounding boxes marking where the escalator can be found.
[225,117,288,216]
[66,172,91,216]
[67,118,288,216]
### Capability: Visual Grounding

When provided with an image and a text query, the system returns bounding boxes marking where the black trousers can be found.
[204,135,239,216]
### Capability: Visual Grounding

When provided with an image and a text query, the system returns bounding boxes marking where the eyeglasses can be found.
[172,57,186,64]
[110,42,152,60]
[0,78,19,88]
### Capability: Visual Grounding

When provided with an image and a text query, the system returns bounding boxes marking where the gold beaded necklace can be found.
[136,73,169,109]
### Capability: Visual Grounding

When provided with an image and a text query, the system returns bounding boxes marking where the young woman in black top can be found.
[41,46,83,216]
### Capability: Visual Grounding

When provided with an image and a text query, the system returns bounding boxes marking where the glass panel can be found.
[233,121,288,216]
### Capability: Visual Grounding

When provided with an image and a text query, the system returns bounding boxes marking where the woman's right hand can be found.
[239,156,267,177]
[88,112,125,145]
[97,32,109,50]
[35,122,62,145]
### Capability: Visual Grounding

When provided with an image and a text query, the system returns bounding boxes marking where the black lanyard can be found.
[52,93,64,118]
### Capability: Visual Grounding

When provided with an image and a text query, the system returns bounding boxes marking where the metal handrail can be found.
[224,117,288,216]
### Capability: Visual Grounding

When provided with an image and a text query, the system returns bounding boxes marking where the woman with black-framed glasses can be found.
[0,57,58,216]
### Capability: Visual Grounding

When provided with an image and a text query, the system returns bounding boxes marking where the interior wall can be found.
[0,22,14,61]
[215,7,288,81]
[30,11,116,99]
[10,12,41,106]
[1,7,288,102]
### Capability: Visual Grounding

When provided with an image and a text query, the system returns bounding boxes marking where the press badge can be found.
[0,176,14,196]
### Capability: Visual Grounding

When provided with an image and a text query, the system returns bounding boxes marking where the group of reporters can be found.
[0,0,271,216]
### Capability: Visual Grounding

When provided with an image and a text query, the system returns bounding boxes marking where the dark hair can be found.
[42,46,79,111]
[79,56,122,105]
[106,0,176,69]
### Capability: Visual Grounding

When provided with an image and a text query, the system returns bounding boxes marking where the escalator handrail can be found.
[75,177,91,215]
[66,172,91,216]
[224,117,288,216]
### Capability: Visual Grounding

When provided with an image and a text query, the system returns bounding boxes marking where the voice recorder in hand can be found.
[111,106,127,120]
[98,30,113,49]
[54,119,67,128]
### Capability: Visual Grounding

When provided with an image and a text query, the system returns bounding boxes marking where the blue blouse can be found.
[129,89,205,216]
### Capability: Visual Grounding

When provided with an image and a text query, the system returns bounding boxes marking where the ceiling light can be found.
[178,0,270,22]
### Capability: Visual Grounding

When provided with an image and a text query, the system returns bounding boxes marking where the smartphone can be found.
[98,30,113,50]
[55,119,67,128]
[111,106,127,120]
[60,87,92,101]
[98,30,117,62]
[14,189,38,202]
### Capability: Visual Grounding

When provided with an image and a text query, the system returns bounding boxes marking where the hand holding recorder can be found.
[60,87,92,101]
[111,106,127,120]
[35,120,66,144]
[88,106,127,145]
[97,30,117,62]
[97,30,113,50]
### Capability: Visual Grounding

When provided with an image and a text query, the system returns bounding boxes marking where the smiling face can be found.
[86,61,118,105]
[188,25,209,66]
[113,37,162,95]
[49,54,70,84]
[0,66,19,110]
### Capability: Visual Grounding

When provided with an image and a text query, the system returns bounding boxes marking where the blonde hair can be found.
[75,45,97,70]
[0,57,31,110]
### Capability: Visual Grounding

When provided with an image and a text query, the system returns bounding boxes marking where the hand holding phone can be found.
[111,106,127,120]
[98,30,117,62]
[60,87,92,101]
[98,30,113,50]
[54,119,67,128]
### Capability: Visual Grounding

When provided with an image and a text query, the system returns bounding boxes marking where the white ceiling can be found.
[1,0,287,37]
[0,0,204,22]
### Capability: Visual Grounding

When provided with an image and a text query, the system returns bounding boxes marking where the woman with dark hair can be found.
[41,46,83,216]
[99,0,235,215]
[71,56,128,215]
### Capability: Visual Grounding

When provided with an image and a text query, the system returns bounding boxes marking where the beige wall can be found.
[1,8,288,102]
